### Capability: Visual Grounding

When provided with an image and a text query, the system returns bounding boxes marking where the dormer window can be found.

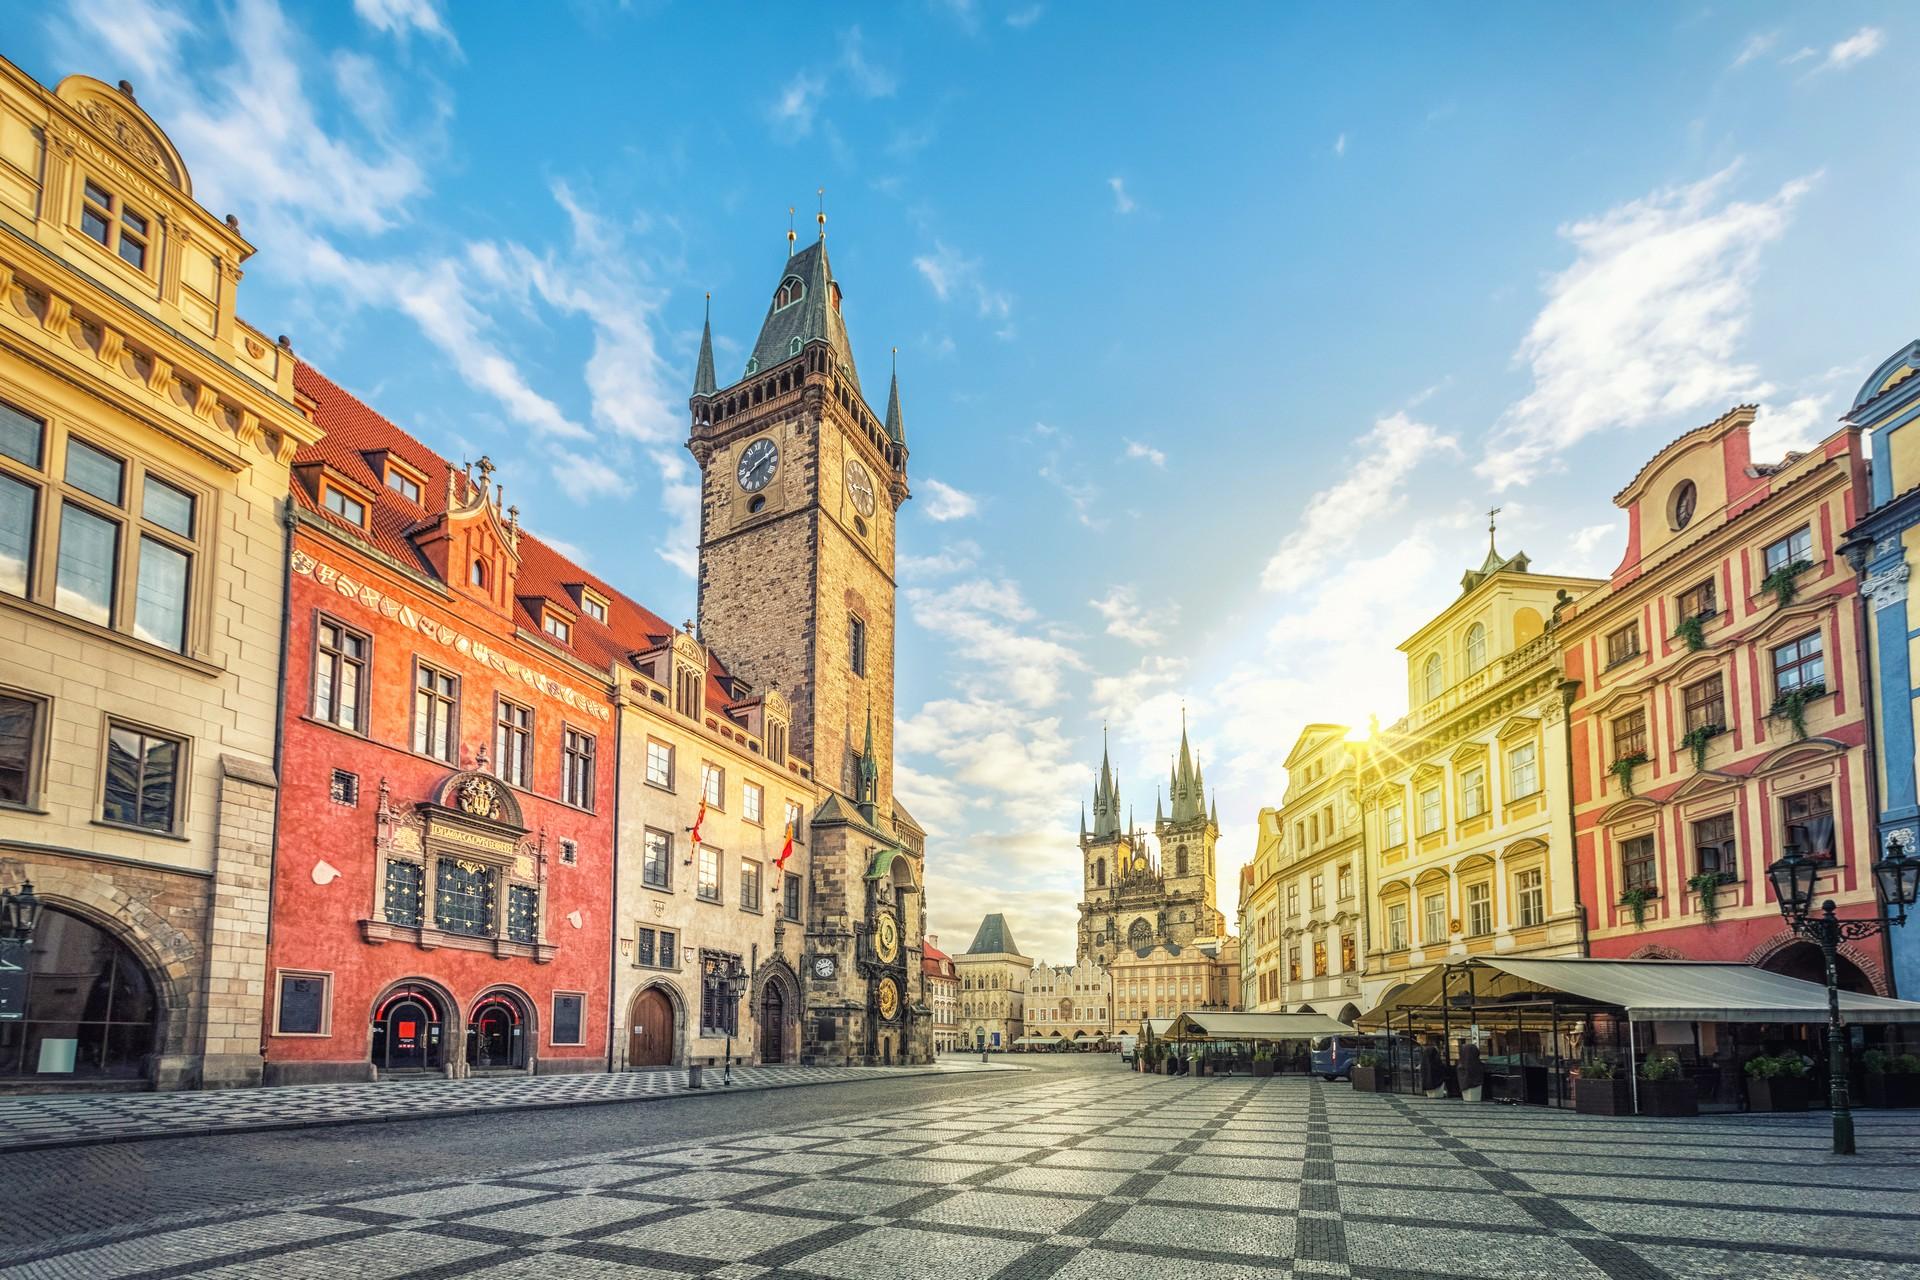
[580,590,608,625]
[830,282,842,313]
[744,357,759,376]
[543,612,572,645]
[322,485,367,528]
[80,179,151,273]
[774,275,805,310]
[789,337,803,357]
[383,459,424,504]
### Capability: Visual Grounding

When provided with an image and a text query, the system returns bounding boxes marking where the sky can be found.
[20,0,1917,965]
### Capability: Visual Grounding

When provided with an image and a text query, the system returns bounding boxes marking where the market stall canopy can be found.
[1362,956,1920,1025]
[1167,1011,1353,1041]
[1140,1019,1177,1041]
[1010,1036,1059,1046]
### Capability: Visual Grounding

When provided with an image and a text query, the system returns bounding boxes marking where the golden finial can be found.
[786,208,795,256]
[817,187,826,239]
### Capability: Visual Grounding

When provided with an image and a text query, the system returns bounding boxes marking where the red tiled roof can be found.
[290,362,736,716]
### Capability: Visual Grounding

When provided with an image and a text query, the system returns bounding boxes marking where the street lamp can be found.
[0,880,41,942]
[1766,837,1920,1155]
[720,956,747,1085]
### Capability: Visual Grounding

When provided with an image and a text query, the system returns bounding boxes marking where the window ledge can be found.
[91,818,189,842]
[631,961,680,972]
[360,918,555,963]
[644,780,676,795]
[2,594,223,678]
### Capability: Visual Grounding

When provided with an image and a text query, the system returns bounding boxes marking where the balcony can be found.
[1392,634,1559,734]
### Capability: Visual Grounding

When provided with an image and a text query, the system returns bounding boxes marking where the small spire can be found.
[787,207,796,256]
[817,187,826,240]
[692,293,717,398]
[884,349,906,445]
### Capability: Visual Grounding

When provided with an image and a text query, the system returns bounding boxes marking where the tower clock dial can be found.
[737,438,779,493]
[812,954,837,980]
[844,457,876,517]
[877,976,900,1021]
[874,912,899,964]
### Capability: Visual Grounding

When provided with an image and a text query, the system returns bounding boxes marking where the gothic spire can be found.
[885,349,906,445]
[1172,711,1203,823]
[692,294,717,398]
[1091,726,1121,841]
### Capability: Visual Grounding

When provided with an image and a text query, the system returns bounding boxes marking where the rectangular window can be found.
[1621,835,1656,890]
[0,691,43,807]
[1423,892,1447,944]
[1507,742,1539,799]
[132,536,188,651]
[543,613,572,644]
[701,762,723,808]
[559,838,577,865]
[1287,948,1300,982]
[101,721,180,831]
[849,614,867,676]
[1419,786,1443,834]
[636,927,678,969]
[783,873,802,922]
[56,502,118,625]
[1679,578,1717,621]
[413,663,458,762]
[434,858,497,937]
[581,593,608,624]
[740,859,762,911]
[1782,788,1835,861]
[697,847,721,902]
[1286,885,1299,917]
[784,799,805,842]
[1683,674,1725,734]
[1387,902,1408,951]
[1613,710,1647,759]
[1515,868,1544,927]
[743,781,763,824]
[0,400,41,468]
[562,728,595,809]
[274,971,331,1036]
[552,993,584,1046]
[329,769,358,806]
[384,467,421,503]
[314,618,368,730]
[1606,622,1641,666]
[635,926,656,967]
[494,699,532,788]
[506,884,539,944]
[1310,874,1325,911]
[1384,802,1405,847]
[645,739,673,788]
[1466,882,1493,937]
[1337,865,1353,900]
[1340,934,1356,971]
[1765,526,1814,575]
[322,486,366,527]
[141,476,193,538]
[0,471,35,598]
[1461,766,1488,819]
[643,828,671,890]
[384,860,423,926]
[1772,632,1824,696]
[701,952,740,1036]
[1312,939,1328,977]
[1694,812,1736,877]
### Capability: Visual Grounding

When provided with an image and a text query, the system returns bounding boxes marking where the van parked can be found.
[1310,1033,1392,1080]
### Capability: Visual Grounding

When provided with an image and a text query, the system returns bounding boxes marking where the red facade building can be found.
[263,365,619,1082]
[1560,407,1886,992]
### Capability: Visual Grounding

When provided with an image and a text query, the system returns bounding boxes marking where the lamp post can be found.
[0,880,43,1025]
[720,956,747,1085]
[1766,837,1920,1155]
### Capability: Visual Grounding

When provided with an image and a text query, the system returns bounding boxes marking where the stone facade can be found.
[1109,936,1241,1035]
[954,914,1031,1051]
[687,238,931,1065]
[1023,961,1112,1045]
[0,65,320,1089]
[923,938,958,1052]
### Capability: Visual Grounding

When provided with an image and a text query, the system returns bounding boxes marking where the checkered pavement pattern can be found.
[8,1072,1920,1279]
[0,1061,1010,1153]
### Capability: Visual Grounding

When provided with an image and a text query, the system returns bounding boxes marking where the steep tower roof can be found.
[746,239,862,394]
[1090,728,1122,840]
[692,296,717,398]
[1171,711,1205,823]
[884,358,906,445]
[966,913,1022,956]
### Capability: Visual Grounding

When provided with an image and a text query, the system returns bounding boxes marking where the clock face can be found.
[844,458,876,518]
[874,912,899,964]
[738,438,779,493]
[877,976,900,1021]
[812,955,837,980]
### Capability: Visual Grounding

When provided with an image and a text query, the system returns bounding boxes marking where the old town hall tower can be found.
[688,219,930,1065]
[1077,721,1225,968]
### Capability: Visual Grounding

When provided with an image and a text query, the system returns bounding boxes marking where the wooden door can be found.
[628,988,673,1067]
[759,987,785,1064]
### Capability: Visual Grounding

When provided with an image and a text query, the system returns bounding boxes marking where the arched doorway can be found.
[627,986,675,1067]
[467,990,530,1071]
[1760,940,1877,994]
[0,906,158,1081]
[371,983,447,1071]
[759,983,786,1063]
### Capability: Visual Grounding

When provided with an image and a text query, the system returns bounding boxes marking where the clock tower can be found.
[687,225,930,1065]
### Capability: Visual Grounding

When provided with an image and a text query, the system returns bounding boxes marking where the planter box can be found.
[1636,1078,1698,1117]
[1351,1064,1392,1093]
[1747,1077,1811,1112]
[1575,1077,1631,1116]
[1251,1059,1275,1078]
[1863,1073,1920,1108]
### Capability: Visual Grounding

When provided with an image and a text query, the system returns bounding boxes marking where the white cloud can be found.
[908,577,1087,708]
[1123,439,1166,468]
[1783,46,1818,65]
[769,73,826,138]
[1565,522,1620,576]
[1039,461,1102,529]
[839,25,897,97]
[1749,395,1828,459]
[913,241,1013,323]
[1091,655,1188,746]
[1262,413,1458,591]
[352,0,456,46]
[1006,4,1044,28]
[1333,132,1348,157]
[1090,585,1167,647]
[1478,165,1813,489]
[1732,31,1779,68]
[922,478,980,522]
[1818,27,1884,72]
[900,539,981,580]
[1108,177,1136,214]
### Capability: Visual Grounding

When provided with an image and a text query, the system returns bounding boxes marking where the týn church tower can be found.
[1077,719,1224,968]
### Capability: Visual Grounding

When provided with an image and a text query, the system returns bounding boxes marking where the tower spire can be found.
[817,187,826,240]
[885,348,906,445]
[692,292,716,398]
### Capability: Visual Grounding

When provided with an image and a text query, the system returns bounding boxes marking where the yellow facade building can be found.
[955,913,1030,1050]
[1109,935,1240,1035]
[0,63,321,1087]
[1357,538,1598,1011]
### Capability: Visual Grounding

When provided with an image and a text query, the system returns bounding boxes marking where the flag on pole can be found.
[774,821,795,872]
[685,798,706,864]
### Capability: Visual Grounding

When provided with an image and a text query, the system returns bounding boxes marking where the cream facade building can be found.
[1024,961,1111,1045]
[0,64,321,1088]
[1358,539,1598,1010]
[955,914,1030,1050]
[1109,935,1241,1034]
[1258,726,1368,1022]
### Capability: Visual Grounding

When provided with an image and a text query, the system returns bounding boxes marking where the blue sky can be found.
[22,1,1915,962]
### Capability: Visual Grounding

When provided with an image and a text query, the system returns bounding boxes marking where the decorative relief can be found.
[1863,563,1910,611]
[76,97,177,185]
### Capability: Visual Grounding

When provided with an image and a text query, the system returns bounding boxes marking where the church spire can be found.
[858,698,879,821]
[692,293,716,398]
[1091,726,1121,841]
[884,349,906,445]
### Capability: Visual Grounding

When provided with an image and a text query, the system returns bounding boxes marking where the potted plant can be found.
[1637,1051,1698,1116]
[1745,1053,1812,1111]
[1575,1057,1631,1116]
[1251,1050,1275,1079]
[1761,559,1812,607]
[1769,682,1827,742]
[1618,885,1658,929]
[1351,1051,1391,1093]
[1680,724,1722,771]
[1609,752,1650,798]
[1862,1050,1920,1108]
[1687,871,1732,924]
[1673,614,1708,652]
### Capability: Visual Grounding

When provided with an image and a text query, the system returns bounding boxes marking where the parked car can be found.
[1311,1034,1393,1080]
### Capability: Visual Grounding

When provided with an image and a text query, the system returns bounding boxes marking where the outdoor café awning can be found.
[1010,1036,1058,1046]
[1167,1011,1353,1041]
[1363,956,1920,1026]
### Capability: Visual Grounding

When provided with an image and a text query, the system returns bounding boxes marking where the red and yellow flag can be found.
[774,821,795,872]
[687,798,707,850]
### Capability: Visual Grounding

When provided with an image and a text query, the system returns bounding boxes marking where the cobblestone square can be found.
[7,1064,1920,1278]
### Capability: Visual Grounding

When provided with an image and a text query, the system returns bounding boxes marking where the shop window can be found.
[0,907,158,1080]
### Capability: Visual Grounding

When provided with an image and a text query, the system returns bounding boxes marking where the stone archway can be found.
[370,977,457,1074]
[752,960,800,1065]
[626,979,687,1069]
[467,986,536,1073]
[1746,929,1887,995]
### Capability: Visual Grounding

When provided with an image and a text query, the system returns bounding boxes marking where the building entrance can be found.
[371,984,445,1071]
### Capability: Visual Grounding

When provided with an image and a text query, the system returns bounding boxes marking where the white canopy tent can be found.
[1167,1011,1354,1041]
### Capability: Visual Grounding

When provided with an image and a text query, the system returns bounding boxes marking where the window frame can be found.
[1506,741,1540,800]
[1465,881,1493,937]
[1682,674,1726,734]
[1383,802,1405,848]
[1612,709,1648,760]
[700,761,724,809]
[1782,787,1836,862]
[382,459,425,504]
[1620,834,1657,891]
[697,846,722,903]
[562,725,596,811]
[411,659,460,763]
[641,827,672,891]
[1678,577,1718,622]
[645,738,674,790]
[550,992,587,1047]
[1386,901,1408,951]
[77,176,155,276]
[1764,525,1814,576]
[493,696,533,789]
[1605,623,1641,668]
[1771,631,1825,697]
[849,613,867,677]
[1418,785,1443,835]
[743,780,764,825]
[320,481,368,529]
[783,872,802,922]
[1422,891,1447,944]
[739,858,763,913]
[1460,765,1489,819]
[0,687,49,811]
[542,609,573,645]
[98,716,187,835]
[271,969,334,1038]
[312,614,370,733]
[1464,622,1487,674]
[1514,867,1545,928]
[1693,812,1737,878]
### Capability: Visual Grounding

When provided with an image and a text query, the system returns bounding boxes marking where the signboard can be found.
[0,945,24,1021]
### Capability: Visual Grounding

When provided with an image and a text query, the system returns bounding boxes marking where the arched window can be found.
[774,276,805,310]
[1464,623,1486,674]
[1,907,158,1080]
[470,559,488,588]
[1094,857,1106,886]
[1128,918,1153,951]
[788,336,803,356]
[1176,847,1188,876]
[1423,653,1444,702]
